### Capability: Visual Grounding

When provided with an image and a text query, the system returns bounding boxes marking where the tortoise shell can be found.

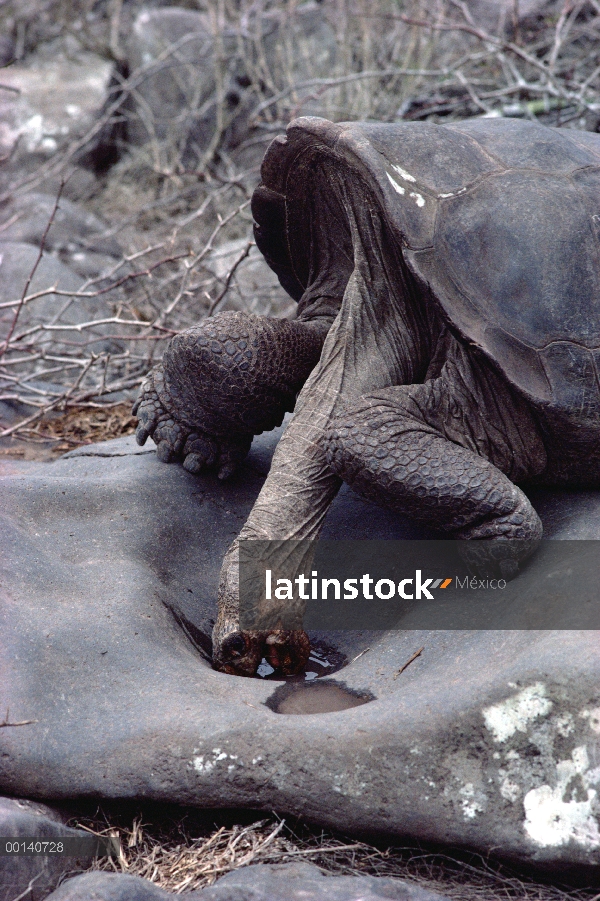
[252,116,600,418]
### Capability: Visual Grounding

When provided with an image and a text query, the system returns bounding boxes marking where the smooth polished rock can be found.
[1,431,600,875]
[46,862,449,901]
[0,796,96,901]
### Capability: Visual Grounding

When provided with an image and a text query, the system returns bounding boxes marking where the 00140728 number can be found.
[2,840,64,854]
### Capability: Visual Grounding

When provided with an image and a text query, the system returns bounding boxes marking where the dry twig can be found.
[0,708,37,727]
[393,646,425,679]
[3,0,600,454]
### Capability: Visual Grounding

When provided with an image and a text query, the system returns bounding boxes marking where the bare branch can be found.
[0,180,65,359]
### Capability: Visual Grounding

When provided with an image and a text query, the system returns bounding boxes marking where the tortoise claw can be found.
[264,630,311,675]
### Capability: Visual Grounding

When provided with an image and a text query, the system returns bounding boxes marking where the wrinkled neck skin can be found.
[214,171,440,645]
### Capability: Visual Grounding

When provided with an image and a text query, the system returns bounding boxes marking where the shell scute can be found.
[449,117,598,173]
[359,121,500,195]
[434,170,600,350]
[255,117,600,412]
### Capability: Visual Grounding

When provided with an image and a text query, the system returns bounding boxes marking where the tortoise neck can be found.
[296,160,438,386]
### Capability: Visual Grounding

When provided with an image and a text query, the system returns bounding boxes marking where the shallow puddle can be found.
[266,681,375,715]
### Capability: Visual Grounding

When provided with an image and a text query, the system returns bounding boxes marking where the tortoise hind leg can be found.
[325,374,545,578]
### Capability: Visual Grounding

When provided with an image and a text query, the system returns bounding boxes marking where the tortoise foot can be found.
[134,312,327,479]
[132,363,252,479]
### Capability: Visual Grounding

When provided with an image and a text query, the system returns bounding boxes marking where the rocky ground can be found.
[2,431,600,899]
[2,2,600,899]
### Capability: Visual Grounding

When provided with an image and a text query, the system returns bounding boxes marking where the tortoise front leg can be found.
[212,264,415,675]
[211,365,344,675]
[133,311,327,478]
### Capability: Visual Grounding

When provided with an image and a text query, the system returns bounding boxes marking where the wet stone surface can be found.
[1,429,600,874]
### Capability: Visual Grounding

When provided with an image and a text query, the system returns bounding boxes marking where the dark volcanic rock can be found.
[197,862,449,900]
[45,872,176,901]
[1,431,600,874]
[0,796,96,901]
[45,862,449,901]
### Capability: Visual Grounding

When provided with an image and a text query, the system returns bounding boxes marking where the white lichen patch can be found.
[555,714,575,737]
[460,783,484,819]
[386,173,405,195]
[580,707,600,733]
[500,777,521,803]
[483,683,553,743]
[331,770,367,798]
[191,747,240,775]
[524,745,600,849]
[392,164,416,183]
[409,191,425,207]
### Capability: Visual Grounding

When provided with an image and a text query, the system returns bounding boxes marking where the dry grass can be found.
[0,402,136,459]
[71,811,600,900]
[20,401,136,452]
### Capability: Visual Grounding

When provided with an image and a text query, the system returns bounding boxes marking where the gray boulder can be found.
[0,47,113,188]
[44,872,176,901]
[206,238,294,317]
[122,4,336,164]
[0,431,600,874]
[45,862,449,901]
[466,0,558,32]
[0,193,121,277]
[123,7,236,162]
[0,796,97,901]
[0,241,119,354]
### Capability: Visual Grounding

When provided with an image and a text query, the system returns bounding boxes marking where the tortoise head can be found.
[212,629,263,677]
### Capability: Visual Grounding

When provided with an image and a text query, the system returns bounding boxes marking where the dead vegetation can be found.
[0,401,136,457]
[72,810,600,900]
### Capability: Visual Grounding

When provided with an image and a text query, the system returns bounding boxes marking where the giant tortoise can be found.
[133,116,600,676]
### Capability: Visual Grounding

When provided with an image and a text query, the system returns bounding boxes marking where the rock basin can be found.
[1,427,599,876]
